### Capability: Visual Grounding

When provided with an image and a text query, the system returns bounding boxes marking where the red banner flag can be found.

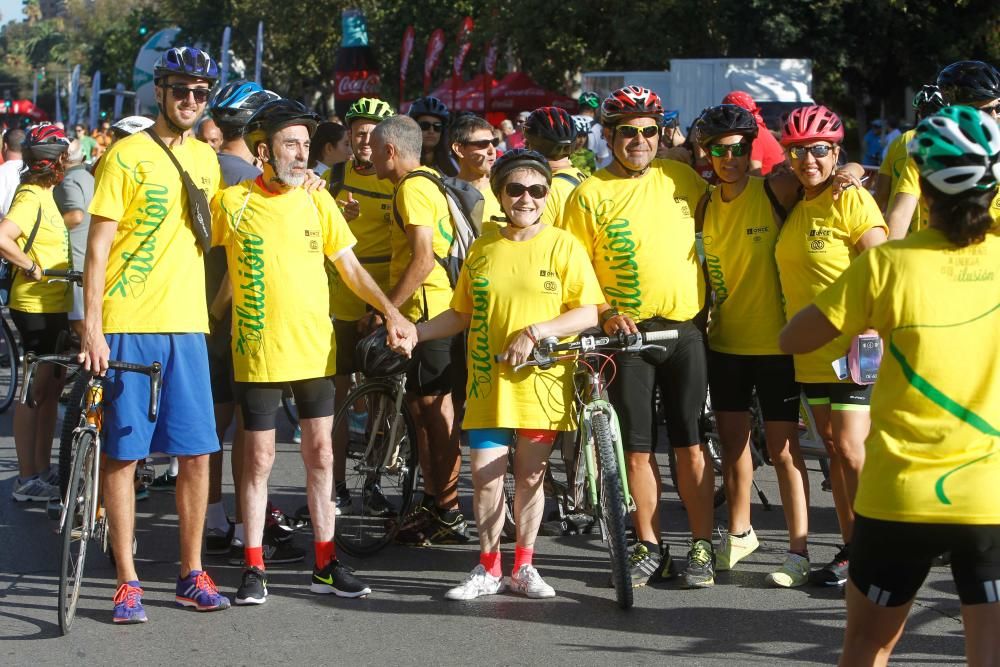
[484,40,498,76]
[423,28,446,94]
[453,42,472,78]
[400,25,415,104]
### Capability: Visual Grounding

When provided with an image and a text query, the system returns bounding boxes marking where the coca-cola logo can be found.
[336,72,381,97]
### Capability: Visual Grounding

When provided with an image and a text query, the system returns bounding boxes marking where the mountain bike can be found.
[330,371,418,556]
[507,328,678,609]
[0,306,19,413]
[23,352,161,635]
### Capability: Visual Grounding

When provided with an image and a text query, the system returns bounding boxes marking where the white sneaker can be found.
[12,476,59,502]
[766,552,810,588]
[510,564,556,599]
[716,526,759,571]
[444,564,505,601]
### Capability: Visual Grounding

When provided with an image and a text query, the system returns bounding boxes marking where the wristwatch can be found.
[600,308,620,326]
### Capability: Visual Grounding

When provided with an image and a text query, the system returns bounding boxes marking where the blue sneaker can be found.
[348,410,367,438]
[292,426,302,444]
[175,570,231,611]
[112,581,148,624]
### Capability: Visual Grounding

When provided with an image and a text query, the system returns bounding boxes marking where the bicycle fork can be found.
[580,400,635,513]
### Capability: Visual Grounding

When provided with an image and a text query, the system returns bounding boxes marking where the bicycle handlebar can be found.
[495,329,680,372]
[20,353,162,421]
[42,269,83,285]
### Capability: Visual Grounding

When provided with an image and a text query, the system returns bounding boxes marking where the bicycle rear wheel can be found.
[502,448,516,539]
[592,411,633,610]
[0,315,19,414]
[58,430,98,635]
[333,381,418,557]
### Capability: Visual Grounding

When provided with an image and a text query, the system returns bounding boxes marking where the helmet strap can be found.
[157,87,187,138]
[612,151,650,177]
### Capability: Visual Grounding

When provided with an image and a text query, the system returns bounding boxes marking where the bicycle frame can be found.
[56,382,105,534]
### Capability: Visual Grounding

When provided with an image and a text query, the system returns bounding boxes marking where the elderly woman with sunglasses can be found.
[402,149,604,601]
[774,105,887,588]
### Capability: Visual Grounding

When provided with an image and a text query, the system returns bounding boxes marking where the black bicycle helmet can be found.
[355,327,411,378]
[524,107,577,159]
[936,60,1000,105]
[408,96,450,122]
[153,46,219,84]
[695,104,759,146]
[912,84,946,119]
[243,99,321,154]
[210,80,280,128]
[489,148,552,198]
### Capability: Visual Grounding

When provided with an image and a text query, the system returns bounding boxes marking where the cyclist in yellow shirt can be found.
[211,99,414,605]
[450,113,503,229]
[781,105,1000,667]
[524,106,587,229]
[560,86,717,588]
[0,124,72,504]
[774,104,888,588]
[404,149,604,600]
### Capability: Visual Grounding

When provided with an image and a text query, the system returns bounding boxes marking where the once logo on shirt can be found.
[466,255,493,400]
[539,269,559,294]
[674,196,691,218]
[235,231,266,357]
[109,163,169,300]
[583,197,642,317]
[304,228,321,253]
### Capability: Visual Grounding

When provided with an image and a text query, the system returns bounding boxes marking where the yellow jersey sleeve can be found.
[312,190,356,260]
[811,246,880,337]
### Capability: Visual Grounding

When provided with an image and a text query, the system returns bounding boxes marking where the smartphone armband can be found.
[848,334,882,385]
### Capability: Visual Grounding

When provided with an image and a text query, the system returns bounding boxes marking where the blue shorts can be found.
[103,333,219,461]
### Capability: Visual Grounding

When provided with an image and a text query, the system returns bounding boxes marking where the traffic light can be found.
[138,24,149,36]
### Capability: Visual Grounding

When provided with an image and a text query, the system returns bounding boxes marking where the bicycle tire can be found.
[592,411,633,610]
[0,315,19,413]
[502,448,516,539]
[58,373,89,496]
[58,430,97,635]
[333,381,418,557]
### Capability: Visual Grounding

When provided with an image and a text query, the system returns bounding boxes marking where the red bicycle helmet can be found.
[22,123,70,174]
[781,105,844,146]
[601,86,664,126]
[524,106,576,159]
[722,91,759,114]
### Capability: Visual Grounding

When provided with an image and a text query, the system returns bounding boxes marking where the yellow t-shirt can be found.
[477,182,505,235]
[813,228,1000,524]
[541,167,587,228]
[5,185,72,313]
[328,161,394,321]
[702,177,785,355]
[89,132,222,333]
[451,225,604,431]
[211,179,356,382]
[774,186,887,383]
[894,144,932,234]
[389,166,454,322]
[559,159,708,322]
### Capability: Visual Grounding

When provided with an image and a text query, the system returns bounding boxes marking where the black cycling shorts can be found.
[205,330,234,405]
[406,334,462,397]
[333,318,363,376]
[234,377,334,432]
[10,309,68,355]
[850,514,1000,606]
[609,319,707,452]
[802,382,872,411]
[707,350,799,422]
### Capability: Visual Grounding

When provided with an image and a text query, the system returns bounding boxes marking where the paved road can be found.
[0,413,966,666]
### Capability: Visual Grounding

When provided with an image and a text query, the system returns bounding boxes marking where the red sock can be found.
[245,545,265,570]
[513,546,534,574]
[315,540,336,569]
[479,551,502,578]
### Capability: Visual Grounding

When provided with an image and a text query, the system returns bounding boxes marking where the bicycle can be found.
[330,371,418,557]
[0,306,19,413]
[22,351,161,636]
[506,328,678,609]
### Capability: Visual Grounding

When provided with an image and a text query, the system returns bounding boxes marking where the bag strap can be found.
[553,172,581,188]
[327,161,347,199]
[763,178,788,222]
[144,128,191,182]
[142,129,212,250]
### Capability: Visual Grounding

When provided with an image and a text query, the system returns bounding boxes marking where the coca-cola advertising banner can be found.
[423,28,446,94]
[335,9,380,103]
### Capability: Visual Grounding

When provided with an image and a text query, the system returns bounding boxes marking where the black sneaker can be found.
[309,560,371,598]
[424,511,470,545]
[364,482,397,517]
[681,539,716,588]
[810,544,849,586]
[262,527,305,565]
[627,543,661,588]
[335,487,352,516]
[235,567,268,605]
[205,521,234,555]
[394,505,435,545]
[148,471,177,492]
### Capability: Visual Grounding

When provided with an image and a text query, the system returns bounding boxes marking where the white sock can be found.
[206,502,230,532]
[233,523,245,545]
[168,457,179,476]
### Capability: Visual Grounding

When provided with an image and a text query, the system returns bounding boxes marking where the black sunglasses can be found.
[419,121,444,132]
[166,84,211,103]
[616,124,660,139]
[464,138,500,149]
[789,144,834,159]
[504,182,549,199]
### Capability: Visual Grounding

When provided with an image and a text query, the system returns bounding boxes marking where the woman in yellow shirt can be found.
[407,149,604,601]
[781,105,1000,667]
[0,124,72,503]
[774,105,888,587]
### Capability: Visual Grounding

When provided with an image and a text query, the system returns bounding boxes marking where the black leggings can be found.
[234,377,334,431]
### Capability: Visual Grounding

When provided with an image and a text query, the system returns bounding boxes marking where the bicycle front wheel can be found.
[58,430,98,635]
[593,411,633,610]
[0,315,19,414]
[333,381,418,557]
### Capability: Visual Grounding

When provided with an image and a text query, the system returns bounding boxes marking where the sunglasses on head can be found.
[789,144,834,159]
[504,182,549,199]
[166,84,211,103]
[418,121,444,132]
[708,141,750,158]
[616,124,660,139]
[464,137,500,149]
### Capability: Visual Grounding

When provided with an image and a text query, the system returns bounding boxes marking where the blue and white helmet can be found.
[153,46,219,84]
[571,114,593,136]
[210,80,280,128]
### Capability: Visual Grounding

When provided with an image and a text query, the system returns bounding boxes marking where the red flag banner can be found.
[453,42,472,78]
[423,28,446,94]
[400,26,416,83]
[484,40,498,76]
[458,16,474,42]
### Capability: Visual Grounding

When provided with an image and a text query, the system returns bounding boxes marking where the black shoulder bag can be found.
[143,129,213,252]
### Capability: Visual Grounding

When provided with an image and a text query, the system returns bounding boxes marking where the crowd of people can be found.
[1,43,998,664]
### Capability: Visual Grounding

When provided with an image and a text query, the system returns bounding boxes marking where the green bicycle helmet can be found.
[909,105,1000,195]
[578,91,600,110]
[345,97,395,125]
